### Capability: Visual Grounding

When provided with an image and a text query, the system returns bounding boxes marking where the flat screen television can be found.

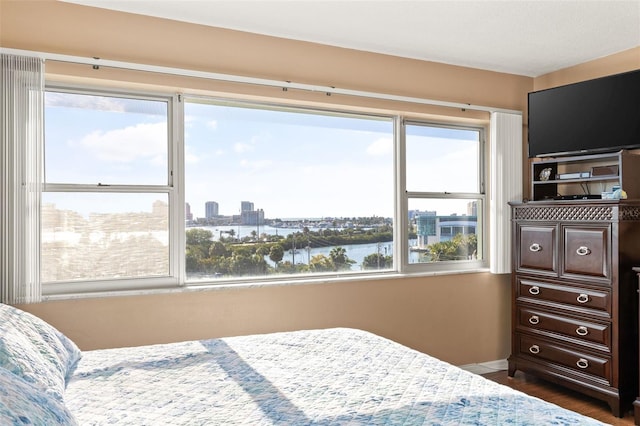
[528,69,640,158]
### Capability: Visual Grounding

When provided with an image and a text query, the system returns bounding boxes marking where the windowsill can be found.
[42,267,492,301]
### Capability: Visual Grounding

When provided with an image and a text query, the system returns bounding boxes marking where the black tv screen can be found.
[528,69,640,158]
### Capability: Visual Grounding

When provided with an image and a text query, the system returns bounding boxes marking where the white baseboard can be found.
[458,359,508,374]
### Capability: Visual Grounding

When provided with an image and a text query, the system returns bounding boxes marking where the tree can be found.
[329,246,355,271]
[186,228,214,273]
[308,254,334,272]
[269,244,284,265]
[230,252,268,276]
[427,233,477,261]
[209,241,229,258]
[362,253,392,269]
[186,228,213,248]
[256,245,270,257]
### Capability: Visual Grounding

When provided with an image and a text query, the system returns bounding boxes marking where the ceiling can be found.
[62,0,640,77]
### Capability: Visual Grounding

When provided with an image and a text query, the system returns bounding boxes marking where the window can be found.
[40,84,487,295]
[42,88,177,292]
[184,99,395,281]
[404,122,485,270]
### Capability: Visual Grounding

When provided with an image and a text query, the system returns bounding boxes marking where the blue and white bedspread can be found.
[65,328,606,425]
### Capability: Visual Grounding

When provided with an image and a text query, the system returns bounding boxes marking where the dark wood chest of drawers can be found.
[508,201,640,417]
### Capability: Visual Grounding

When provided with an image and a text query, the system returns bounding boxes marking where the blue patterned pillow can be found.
[0,367,78,425]
[0,303,81,402]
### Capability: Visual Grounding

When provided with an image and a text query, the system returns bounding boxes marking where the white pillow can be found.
[0,303,81,401]
[0,366,78,425]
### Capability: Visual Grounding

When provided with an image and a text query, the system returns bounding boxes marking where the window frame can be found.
[40,83,489,297]
[182,95,398,283]
[399,119,487,273]
[41,84,183,295]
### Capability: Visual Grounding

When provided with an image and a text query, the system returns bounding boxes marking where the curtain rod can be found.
[1,47,522,115]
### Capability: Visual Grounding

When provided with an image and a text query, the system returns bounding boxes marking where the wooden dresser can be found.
[508,200,640,417]
[634,266,640,425]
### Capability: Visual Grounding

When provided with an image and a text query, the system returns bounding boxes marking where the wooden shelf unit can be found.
[530,150,640,202]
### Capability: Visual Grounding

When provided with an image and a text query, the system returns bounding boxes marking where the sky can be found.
[44,92,481,220]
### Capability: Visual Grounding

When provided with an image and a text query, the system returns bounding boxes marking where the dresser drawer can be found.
[516,277,611,316]
[516,224,557,276]
[517,306,610,350]
[517,334,611,383]
[561,225,610,282]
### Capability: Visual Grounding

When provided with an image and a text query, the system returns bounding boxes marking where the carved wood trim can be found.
[513,205,614,221]
[620,206,640,221]
[513,204,640,221]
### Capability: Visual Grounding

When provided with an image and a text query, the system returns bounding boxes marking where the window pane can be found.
[45,92,168,185]
[409,198,481,264]
[42,193,169,282]
[184,101,394,280]
[406,124,480,193]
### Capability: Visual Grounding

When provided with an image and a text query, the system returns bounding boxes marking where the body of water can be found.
[195,225,422,269]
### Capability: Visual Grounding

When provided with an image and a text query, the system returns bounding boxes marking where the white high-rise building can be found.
[205,201,219,219]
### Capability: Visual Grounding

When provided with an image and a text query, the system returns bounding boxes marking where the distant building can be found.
[409,209,436,221]
[205,201,219,219]
[185,203,193,221]
[152,200,168,217]
[467,201,478,217]
[241,201,254,213]
[416,213,476,248]
[241,208,264,226]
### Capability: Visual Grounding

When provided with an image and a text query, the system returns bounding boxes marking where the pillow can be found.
[0,303,81,401]
[0,367,78,425]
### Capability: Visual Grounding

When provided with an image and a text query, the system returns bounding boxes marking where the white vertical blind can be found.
[0,54,44,304]
[490,112,523,274]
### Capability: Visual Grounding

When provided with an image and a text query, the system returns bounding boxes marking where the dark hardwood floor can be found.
[482,370,635,425]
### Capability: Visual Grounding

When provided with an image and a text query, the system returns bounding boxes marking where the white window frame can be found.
[40,83,490,297]
[41,85,183,295]
[182,96,397,284]
[398,119,487,273]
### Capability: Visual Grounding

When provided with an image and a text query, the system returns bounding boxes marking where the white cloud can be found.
[75,122,167,163]
[234,142,254,153]
[239,159,273,170]
[206,120,218,130]
[46,92,126,111]
[185,154,199,164]
[366,137,392,156]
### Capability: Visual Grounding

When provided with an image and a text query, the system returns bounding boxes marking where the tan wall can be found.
[534,47,640,91]
[17,273,512,365]
[2,0,635,366]
[1,0,531,114]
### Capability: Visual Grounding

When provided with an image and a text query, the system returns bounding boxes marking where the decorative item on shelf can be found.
[603,185,628,200]
[591,165,619,176]
[612,186,628,200]
[602,191,615,200]
[556,171,590,180]
[539,167,552,181]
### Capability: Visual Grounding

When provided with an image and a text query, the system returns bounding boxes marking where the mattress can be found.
[63,328,607,425]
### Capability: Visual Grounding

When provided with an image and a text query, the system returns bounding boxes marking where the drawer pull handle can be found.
[529,315,540,325]
[576,246,591,256]
[576,294,589,304]
[529,243,542,252]
[576,358,589,369]
[529,286,540,295]
[529,345,540,354]
[576,326,589,336]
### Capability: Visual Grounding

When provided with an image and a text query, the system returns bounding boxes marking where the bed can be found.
[0,303,607,425]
